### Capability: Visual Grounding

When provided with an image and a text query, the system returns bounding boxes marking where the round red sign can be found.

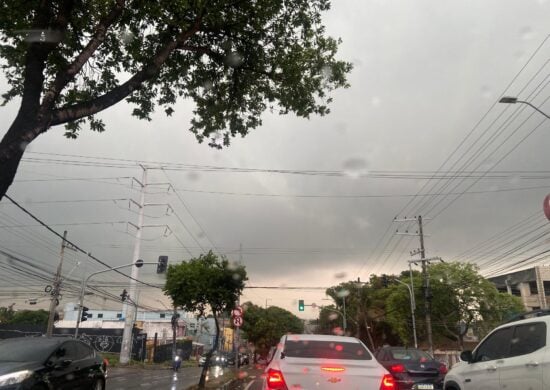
[544,194,550,221]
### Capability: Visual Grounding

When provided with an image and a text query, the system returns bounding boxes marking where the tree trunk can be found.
[198,313,220,389]
[0,113,47,201]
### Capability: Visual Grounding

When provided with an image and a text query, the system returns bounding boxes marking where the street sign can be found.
[232,307,243,317]
[544,194,550,221]
[233,316,243,327]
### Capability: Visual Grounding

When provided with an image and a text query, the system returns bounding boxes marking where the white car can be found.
[262,334,395,389]
[444,310,550,390]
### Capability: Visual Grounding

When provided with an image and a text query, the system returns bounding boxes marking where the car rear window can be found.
[389,349,433,362]
[284,340,372,360]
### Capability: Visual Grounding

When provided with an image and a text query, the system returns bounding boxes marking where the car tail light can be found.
[380,374,396,390]
[267,368,288,390]
[321,366,346,372]
[439,364,448,374]
[389,364,405,373]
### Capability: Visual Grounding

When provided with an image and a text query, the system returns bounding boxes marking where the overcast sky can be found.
[1,0,550,318]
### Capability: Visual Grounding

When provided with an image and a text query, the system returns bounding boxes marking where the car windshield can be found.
[284,340,372,360]
[0,339,57,362]
[1,1,549,389]
[389,349,434,362]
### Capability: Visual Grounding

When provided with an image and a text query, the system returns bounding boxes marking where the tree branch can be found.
[49,16,203,126]
[39,0,126,114]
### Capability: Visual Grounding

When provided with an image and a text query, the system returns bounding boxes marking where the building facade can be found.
[488,266,550,311]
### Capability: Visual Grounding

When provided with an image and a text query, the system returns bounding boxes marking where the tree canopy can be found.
[0,0,352,199]
[241,302,303,358]
[385,262,523,349]
[318,263,524,351]
[163,251,247,388]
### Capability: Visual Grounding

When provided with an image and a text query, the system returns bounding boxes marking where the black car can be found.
[375,347,447,390]
[0,337,107,390]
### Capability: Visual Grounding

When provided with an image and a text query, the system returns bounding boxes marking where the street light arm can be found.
[517,100,550,120]
[74,261,157,337]
[499,96,550,119]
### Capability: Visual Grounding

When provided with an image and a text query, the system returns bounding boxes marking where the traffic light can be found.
[81,306,90,322]
[120,289,128,302]
[157,255,168,274]
[298,299,305,311]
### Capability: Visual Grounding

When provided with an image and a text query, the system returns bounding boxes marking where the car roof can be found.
[0,336,67,347]
[283,334,362,343]
[379,346,422,350]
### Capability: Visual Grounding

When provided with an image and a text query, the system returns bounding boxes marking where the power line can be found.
[3,194,162,290]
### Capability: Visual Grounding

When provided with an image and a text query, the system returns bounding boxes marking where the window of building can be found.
[116,313,122,318]
[510,285,522,297]
[160,313,166,318]
[544,281,550,296]
[529,281,538,295]
[97,313,103,318]
[88,314,93,319]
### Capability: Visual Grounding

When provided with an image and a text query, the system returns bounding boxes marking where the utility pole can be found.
[235,243,242,370]
[417,215,434,356]
[120,167,147,364]
[396,215,436,355]
[46,230,67,337]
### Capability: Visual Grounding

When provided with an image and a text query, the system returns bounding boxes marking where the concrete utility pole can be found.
[46,230,67,337]
[120,167,147,364]
[417,216,434,356]
[396,215,437,355]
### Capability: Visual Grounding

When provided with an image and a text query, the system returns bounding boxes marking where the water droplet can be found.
[332,326,344,336]
[336,289,350,298]
[19,141,29,151]
[328,313,339,321]
[509,175,521,185]
[225,52,244,68]
[334,272,347,279]
[186,171,200,182]
[342,157,369,179]
[321,65,333,80]
[232,273,241,281]
[121,30,135,44]
[203,80,214,92]
[520,26,533,40]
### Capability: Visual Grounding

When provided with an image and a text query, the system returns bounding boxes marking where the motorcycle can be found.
[173,355,182,372]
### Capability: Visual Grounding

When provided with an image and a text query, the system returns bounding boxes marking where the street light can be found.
[500,96,550,222]
[498,96,550,119]
[74,260,156,337]
[393,278,418,349]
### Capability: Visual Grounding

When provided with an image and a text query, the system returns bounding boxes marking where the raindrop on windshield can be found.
[342,157,369,179]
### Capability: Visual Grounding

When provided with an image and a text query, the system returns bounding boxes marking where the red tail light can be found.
[321,366,346,372]
[439,364,448,374]
[267,368,288,390]
[389,364,405,373]
[380,374,396,390]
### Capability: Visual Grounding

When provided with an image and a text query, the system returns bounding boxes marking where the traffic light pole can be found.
[74,261,156,337]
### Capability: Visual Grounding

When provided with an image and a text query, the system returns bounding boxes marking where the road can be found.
[107,366,204,390]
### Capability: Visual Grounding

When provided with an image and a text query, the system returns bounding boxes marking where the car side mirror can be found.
[55,359,72,369]
[460,351,473,363]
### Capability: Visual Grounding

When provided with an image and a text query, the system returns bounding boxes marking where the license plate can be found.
[415,385,434,390]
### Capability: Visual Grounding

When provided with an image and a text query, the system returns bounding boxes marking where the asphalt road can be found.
[107,366,204,390]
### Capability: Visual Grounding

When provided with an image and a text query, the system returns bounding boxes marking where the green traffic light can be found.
[298,299,305,311]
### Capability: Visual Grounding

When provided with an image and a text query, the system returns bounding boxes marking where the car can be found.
[224,352,236,366]
[239,352,250,366]
[0,336,107,390]
[198,352,227,367]
[262,334,395,389]
[375,346,447,390]
[444,310,550,390]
